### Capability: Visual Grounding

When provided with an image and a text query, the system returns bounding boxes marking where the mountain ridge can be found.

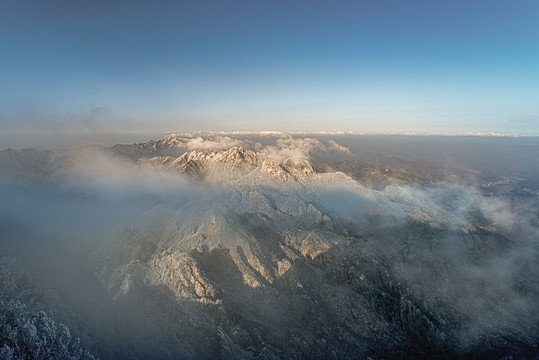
[149,146,316,182]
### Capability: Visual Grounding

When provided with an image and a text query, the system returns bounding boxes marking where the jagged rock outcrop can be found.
[149,147,315,182]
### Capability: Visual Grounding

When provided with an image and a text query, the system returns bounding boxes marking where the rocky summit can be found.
[149,147,315,182]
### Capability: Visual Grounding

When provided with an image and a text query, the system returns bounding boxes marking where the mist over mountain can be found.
[0,133,538,359]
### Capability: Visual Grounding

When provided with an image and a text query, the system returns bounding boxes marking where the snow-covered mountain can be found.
[0,134,538,359]
[149,146,315,182]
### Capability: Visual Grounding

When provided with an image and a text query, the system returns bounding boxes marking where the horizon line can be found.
[164,130,539,138]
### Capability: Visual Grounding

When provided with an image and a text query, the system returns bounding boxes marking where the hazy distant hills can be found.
[0,134,538,359]
[0,148,58,181]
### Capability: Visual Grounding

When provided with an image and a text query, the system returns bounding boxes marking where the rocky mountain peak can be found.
[150,146,316,181]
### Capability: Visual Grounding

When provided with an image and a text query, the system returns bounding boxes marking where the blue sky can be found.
[1,0,538,139]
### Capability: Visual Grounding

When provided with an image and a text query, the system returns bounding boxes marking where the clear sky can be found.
[1,0,538,142]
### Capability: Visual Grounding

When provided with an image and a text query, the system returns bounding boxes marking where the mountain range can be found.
[0,134,538,359]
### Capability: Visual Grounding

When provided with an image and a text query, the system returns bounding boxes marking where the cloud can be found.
[184,136,243,151]
[159,134,351,163]
[327,139,351,154]
[258,137,350,162]
[260,137,323,162]
[314,179,538,347]
[0,148,208,244]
